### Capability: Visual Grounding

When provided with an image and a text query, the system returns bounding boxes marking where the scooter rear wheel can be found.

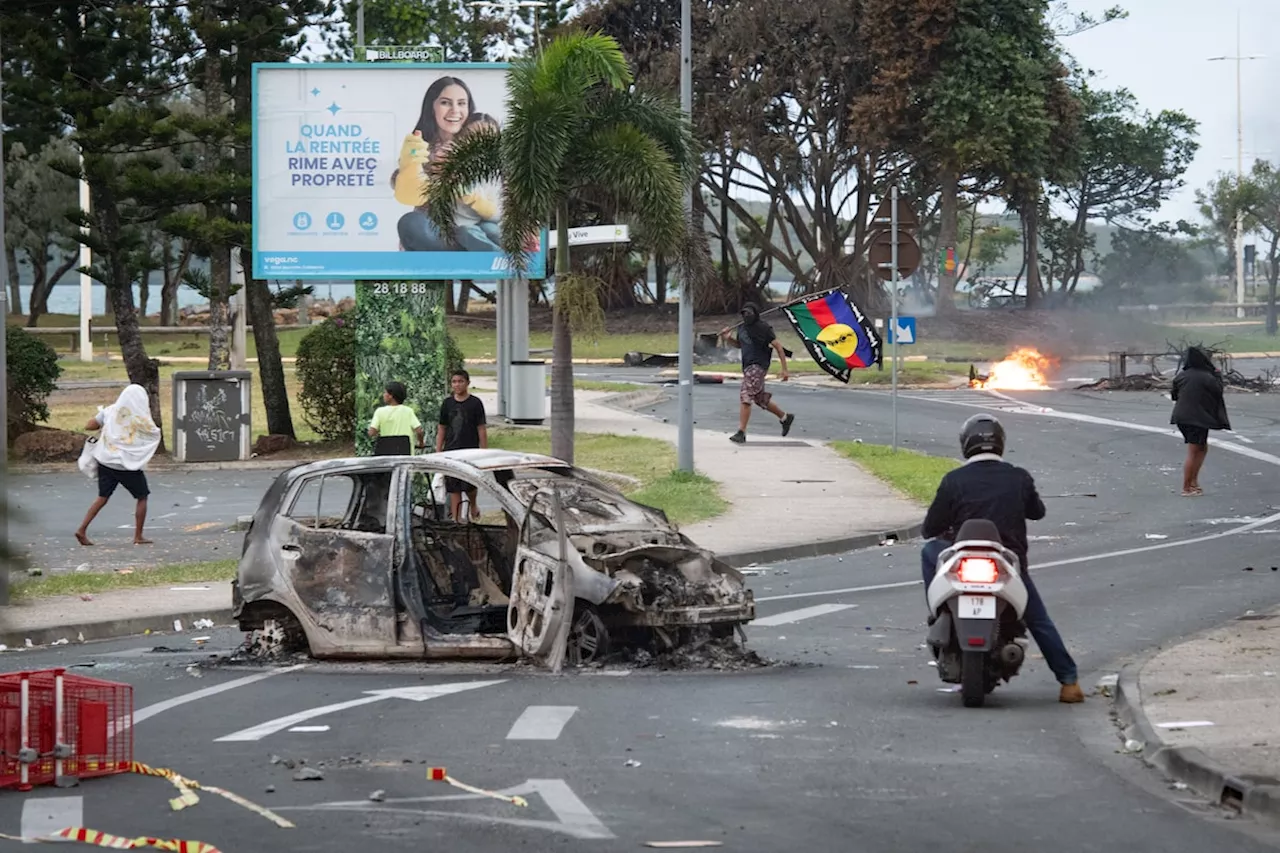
[961,650,986,708]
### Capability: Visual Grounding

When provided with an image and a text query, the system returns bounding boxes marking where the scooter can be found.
[925,519,1030,708]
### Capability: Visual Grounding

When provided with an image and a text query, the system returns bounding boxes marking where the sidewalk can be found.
[1115,605,1280,829]
[1,382,925,649]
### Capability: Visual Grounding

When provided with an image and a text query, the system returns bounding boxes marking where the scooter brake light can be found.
[956,557,999,584]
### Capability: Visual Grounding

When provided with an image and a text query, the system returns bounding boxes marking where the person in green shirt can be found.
[367,381,425,452]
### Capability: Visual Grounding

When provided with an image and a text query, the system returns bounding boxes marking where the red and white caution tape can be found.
[426,766,528,807]
[0,827,223,852]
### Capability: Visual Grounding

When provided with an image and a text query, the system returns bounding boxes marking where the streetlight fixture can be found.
[1208,12,1265,320]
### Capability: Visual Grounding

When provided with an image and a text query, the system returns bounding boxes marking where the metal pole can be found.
[1234,14,1245,320]
[356,0,365,57]
[79,11,93,362]
[0,33,9,606]
[890,185,899,452]
[676,0,693,472]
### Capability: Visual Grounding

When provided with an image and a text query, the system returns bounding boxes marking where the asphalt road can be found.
[3,380,1280,850]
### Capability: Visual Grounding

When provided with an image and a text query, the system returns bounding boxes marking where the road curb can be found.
[0,608,235,651]
[716,524,923,568]
[598,389,668,411]
[1113,664,1280,829]
[9,458,303,476]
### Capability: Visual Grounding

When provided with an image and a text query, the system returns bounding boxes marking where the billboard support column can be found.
[511,277,529,364]
[496,279,509,419]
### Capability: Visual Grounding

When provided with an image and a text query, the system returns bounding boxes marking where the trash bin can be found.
[172,371,252,462]
[508,360,547,425]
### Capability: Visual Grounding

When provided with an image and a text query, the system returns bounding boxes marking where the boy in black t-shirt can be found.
[436,369,488,520]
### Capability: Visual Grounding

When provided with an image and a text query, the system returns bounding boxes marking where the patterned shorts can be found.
[740,364,772,408]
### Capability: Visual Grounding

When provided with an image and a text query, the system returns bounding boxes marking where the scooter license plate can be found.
[959,595,996,620]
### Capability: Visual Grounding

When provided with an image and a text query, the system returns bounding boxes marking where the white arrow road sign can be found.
[893,320,915,344]
[214,680,507,742]
[276,778,615,840]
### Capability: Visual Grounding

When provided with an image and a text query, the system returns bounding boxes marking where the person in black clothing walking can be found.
[1170,346,1231,497]
[920,414,1084,704]
[718,302,795,444]
[436,369,488,520]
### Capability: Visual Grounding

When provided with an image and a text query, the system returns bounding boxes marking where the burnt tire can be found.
[566,601,611,667]
[961,650,986,708]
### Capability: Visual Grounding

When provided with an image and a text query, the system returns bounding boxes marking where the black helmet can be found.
[959,414,1005,459]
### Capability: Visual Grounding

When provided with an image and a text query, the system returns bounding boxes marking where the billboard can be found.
[251,62,547,280]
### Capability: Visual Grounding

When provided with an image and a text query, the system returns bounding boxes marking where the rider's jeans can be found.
[921,539,1078,685]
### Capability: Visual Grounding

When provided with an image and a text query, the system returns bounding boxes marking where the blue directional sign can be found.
[886,316,916,345]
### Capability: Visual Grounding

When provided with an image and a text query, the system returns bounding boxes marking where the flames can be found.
[969,347,1057,390]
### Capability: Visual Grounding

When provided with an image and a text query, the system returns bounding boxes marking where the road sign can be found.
[868,229,922,280]
[886,316,916,345]
[870,196,919,230]
[366,46,445,62]
[567,224,630,246]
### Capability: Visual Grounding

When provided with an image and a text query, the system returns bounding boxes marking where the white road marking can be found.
[276,778,615,840]
[289,725,331,732]
[757,581,921,604]
[754,508,1280,605]
[20,796,83,840]
[215,680,506,742]
[907,388,1280,467]
[125,664,309,732]
[506,706,578,741]
[752,603,857,626]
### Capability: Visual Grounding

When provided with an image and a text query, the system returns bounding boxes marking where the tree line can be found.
[3,0,1277,449]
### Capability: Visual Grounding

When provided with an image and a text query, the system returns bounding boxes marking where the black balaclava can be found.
[1184,346,1215,372]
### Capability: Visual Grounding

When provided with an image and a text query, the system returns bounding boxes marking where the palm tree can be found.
[426,31,699,464]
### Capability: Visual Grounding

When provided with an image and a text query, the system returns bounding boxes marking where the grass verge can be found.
[11,560,238,602]
[830,441,958,505]
[486,428,726,524]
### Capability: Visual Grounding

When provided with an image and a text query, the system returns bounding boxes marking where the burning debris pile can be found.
[969,347,1059,390]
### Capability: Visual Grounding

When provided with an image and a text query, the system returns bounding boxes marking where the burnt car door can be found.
[507,486,572,666]
[278,468,401,655]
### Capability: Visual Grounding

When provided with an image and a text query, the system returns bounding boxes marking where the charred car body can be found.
[232,450,755,666]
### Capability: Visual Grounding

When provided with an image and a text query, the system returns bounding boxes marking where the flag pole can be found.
[890,184,899,453]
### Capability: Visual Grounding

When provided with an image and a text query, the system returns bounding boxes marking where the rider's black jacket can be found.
[922,454,1045,571]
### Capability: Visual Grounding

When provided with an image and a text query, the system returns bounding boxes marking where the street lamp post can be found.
[1208,14,1264,320]
[0,33,9,606]
[677,0,693,473]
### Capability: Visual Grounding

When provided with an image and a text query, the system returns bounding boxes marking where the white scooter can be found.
[925,519,1030,708]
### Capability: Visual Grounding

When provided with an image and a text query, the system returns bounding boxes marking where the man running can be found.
[719,302,795,444]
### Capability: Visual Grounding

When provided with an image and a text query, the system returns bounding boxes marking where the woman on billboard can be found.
[391,76,502,252]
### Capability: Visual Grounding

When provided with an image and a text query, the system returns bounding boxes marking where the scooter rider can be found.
[921,413,1085,704]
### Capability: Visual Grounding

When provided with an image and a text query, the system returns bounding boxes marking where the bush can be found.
[6,326,62,439]
[295,316,356,442]
[295,308,467,447]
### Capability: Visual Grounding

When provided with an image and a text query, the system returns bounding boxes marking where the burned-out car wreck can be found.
[232,450,755,667]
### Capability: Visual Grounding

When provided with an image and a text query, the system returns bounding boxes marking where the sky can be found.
[1057,0,1277,226]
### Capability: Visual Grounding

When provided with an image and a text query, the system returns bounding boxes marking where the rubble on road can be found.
[607,630,776,671]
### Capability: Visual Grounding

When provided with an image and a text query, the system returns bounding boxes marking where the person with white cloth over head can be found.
[75,384,162,546]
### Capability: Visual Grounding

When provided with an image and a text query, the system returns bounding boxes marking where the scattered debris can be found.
[270,755,297,769]
[645,843,724,849]
[193,620,216,630]
[1144,534,1168,540]
[1156,721,1214,729]
[1154,688,1178,697]
[173,619,184,632]
[265,785,276,794]
[292,767,325,781]
[27,568,42,577]
[368,789,386,802]
[611,631,774,671]
[79,594,93,602]
[1171,782,1189,791]
[624,759,642,768]
[1121,739,1145,754]
[51,638,69,646]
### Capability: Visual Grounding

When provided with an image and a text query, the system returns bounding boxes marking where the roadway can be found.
[3,377,1280,850]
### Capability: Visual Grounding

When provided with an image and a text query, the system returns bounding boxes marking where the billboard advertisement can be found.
[251,62,547,280]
